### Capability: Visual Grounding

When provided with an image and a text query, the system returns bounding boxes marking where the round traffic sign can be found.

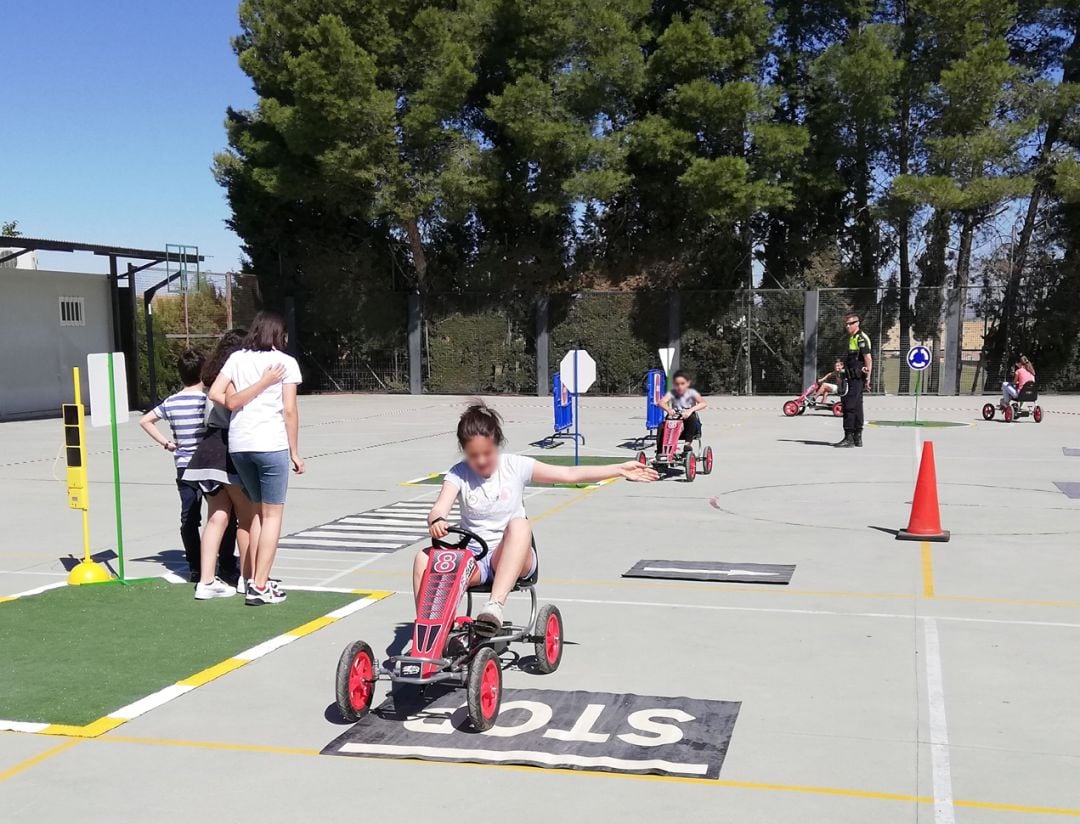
[559,349,596,394]
[906,346,931,371]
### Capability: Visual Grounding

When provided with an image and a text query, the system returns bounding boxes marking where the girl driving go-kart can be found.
[420,402,658,636]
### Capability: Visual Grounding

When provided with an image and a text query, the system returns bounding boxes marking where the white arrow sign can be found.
[559,349,596,394]
[658,347,675,374]
[643,566,779,577]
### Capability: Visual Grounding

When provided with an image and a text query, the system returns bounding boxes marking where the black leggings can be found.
[656,413,701,448]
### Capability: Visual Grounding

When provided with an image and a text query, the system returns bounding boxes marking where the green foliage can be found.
[1,220,18,236]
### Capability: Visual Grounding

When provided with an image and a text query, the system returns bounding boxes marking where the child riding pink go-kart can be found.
[334,525,563,732]
[783,382,843,418]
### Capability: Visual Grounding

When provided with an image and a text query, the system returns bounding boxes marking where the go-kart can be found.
[636,408,713,482]
[334,526,563,732]
[982,383,1042,423]
[783,381,843,418]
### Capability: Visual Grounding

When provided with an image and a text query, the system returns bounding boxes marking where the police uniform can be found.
[840,329,872,446]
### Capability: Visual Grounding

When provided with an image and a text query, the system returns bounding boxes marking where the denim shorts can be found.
[232,450,290,505]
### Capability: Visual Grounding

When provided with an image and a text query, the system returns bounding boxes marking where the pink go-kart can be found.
[783,382,843,418]
[636,408,713,482]
[334,526,563,731]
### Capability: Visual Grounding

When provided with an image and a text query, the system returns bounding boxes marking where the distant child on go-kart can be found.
[814,359,846,405]
[422,402,658,636]
[659,369,708,444]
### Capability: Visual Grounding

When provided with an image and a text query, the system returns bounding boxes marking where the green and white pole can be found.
[107,353,127,581]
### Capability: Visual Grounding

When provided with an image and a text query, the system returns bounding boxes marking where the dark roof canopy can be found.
[0,236,205,266]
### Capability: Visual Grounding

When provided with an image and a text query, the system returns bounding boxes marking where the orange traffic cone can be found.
[897,441,950,542]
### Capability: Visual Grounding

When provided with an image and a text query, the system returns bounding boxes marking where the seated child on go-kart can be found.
[421,402,657,636]
[814,359,846,405]
[1000,355,1036,411]
[658,370,708,443]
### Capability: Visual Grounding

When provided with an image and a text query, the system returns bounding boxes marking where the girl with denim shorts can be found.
[209,311,304,606]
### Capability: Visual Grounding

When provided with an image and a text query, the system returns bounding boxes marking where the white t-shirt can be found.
[220,348,302,453]
[444,453,536,549]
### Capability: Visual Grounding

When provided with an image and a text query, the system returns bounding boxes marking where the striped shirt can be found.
[152,389,208,470]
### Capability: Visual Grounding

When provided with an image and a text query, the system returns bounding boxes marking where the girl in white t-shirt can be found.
[208,311,304,607]
[421,402,658,635]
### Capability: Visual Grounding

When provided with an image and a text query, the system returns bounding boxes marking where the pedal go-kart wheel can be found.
[335,640,376,722]
[683,451,697,482]
[1004,405,1014,423]
[700,446,714,475]
[832,402,843,417]
[467,647,502,731]
[782,400,799,417]
[1033,405,1043,423]
[533,604,564,674]
[982,403,995,421]
[636,451,648,466]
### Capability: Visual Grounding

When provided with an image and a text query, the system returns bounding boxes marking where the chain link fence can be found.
[140,279,1065,398]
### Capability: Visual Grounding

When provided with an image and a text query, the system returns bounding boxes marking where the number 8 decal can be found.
[434,552,457,573]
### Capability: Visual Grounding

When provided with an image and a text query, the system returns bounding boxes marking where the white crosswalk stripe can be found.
[278,501,459,554]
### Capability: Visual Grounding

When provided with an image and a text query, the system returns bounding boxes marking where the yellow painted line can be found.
[921,542,935,598]
[286,616,337,637]
[532,483,609,524]
[400,472,442,487]
[0,738,81,782]
[351,589,394,598]
[177,657,247,688]
[0,596,15,604]
[87,733,1080,816]
[41,717,125,738]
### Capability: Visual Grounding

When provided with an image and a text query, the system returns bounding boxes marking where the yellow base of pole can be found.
[68,560,112,585]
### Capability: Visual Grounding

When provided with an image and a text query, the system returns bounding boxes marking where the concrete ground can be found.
[2,390,1079,822]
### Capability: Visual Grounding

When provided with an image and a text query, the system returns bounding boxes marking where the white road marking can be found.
[279,538,399,549]
[923,618,955,824]
[642,566,779,577]
[317,553,387,587]
[112,685,194,720]
[336,743,709,775]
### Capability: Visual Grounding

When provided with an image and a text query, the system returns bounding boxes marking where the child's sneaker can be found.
[245,582,286,606]
[237,577,246,595]
[194,578,237,600]
[475,600,504,636]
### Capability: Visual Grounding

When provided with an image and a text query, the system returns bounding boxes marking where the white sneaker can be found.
[245,582,286,606]
[194,577,237,600]
[475,600,504,636]
[237,577,246,595]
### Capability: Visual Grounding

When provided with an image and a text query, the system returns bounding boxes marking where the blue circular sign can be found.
[907,346,931,371]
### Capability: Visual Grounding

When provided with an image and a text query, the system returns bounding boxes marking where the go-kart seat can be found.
[467,536,539,594]
[1016,382,1038,403]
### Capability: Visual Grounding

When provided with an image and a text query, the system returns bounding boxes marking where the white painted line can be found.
[325,595,385,619]
[315,525,423,536]
[317,554,386,587]
[289,585,364,593]
[0,570,70,577]
[338,517,434,528]
[294,532,405,546]
[333,522,428,533]
[642,566,779,577]
[0,720,49,733]
[235,634,298,661]
[279,538,398,549]
[6,581,68,598]
[112,684,194,720]
[272,565,359,573]
[337,743,709,775]
[161,572,187,584]
[923,618,955,824]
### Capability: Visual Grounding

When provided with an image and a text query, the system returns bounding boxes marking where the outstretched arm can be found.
[532,460,658,485]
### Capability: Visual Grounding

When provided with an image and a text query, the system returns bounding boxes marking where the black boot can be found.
[833,432,855,448]
[853,430,863,447]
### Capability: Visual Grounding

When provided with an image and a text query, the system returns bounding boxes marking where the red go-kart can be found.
[636,408,713,482]
[783,382,843,418]
[982,383,1043,423]
[334,526,563,731]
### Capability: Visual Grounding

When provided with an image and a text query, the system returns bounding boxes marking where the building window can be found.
[60,297,85,326]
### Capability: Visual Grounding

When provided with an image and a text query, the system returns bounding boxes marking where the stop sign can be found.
[559,349,596,394]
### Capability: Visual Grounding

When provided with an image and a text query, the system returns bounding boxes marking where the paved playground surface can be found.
[2,392,1079,822]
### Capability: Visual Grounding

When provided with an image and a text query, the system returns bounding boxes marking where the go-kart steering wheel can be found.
[432,525,490,561]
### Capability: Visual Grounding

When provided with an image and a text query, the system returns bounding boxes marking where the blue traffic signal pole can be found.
[573,347,580,467]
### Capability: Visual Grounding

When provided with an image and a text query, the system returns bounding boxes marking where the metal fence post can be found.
[803,290,819,389]
[536,296,550,396]
[668,292,681,374]
[408,291,423,395]
[941,287,961,395]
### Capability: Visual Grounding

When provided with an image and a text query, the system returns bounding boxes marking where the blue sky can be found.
[1,1,255,272]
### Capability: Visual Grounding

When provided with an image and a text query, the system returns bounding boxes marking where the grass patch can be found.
[412,454,628,487]
[0,579,357,726]
[868,420,971,428]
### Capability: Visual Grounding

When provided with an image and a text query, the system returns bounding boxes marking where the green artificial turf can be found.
[868,420,970,428]
[413,454,628,487]
[0,579,358,726]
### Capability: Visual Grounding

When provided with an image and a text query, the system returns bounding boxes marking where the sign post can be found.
[658,347,675,381]
[88,352,129,581]
[559,348,596,466]
[906,346,931,424]
[64,367,112,585]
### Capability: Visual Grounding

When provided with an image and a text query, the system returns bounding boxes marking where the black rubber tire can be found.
[700,446,714,475]
[982,403,995,421]
[466,647,502,731]
[533,604,564,674]
[1034,405,1043,423]
[335,640,376,723]
[683,451,696,482]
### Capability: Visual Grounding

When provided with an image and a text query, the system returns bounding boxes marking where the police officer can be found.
[835,311,872,448]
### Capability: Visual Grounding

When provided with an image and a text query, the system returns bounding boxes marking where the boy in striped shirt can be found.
[139,350,209,581]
